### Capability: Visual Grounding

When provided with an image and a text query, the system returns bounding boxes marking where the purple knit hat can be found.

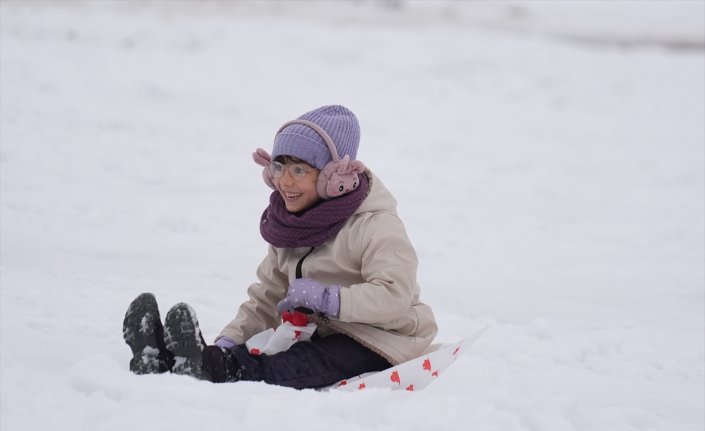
[272,105,360,169]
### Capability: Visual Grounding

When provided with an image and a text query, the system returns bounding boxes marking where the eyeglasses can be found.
[268,161,315,179]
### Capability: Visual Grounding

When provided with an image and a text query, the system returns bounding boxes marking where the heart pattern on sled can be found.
[330,326,488,392]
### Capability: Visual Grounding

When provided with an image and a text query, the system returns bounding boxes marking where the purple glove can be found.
[214,336,236,350]
[277,278,341,318]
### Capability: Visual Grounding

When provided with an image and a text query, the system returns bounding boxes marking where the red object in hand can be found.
[282,310,309,326]
[282,311,293,323]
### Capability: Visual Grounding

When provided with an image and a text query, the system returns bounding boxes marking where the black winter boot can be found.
[164,303,207,379]
[201,345,247,383]
[123,293,175,374]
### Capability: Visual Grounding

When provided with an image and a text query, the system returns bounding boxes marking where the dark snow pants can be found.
[202,333,391,389]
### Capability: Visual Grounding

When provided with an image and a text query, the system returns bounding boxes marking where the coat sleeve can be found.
[337,212,420,324]
[216,245,289,345]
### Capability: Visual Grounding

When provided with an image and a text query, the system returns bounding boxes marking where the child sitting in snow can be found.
[122,105,438,389]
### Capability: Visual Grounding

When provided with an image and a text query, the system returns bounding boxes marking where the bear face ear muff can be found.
[318,153,366,199]
[253,119,366,200]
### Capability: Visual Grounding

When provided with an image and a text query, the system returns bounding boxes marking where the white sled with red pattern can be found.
[331,326,489,392]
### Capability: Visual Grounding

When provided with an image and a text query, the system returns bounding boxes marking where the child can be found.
[123,105,438,389]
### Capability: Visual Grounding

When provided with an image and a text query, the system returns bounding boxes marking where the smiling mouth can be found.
[283,191,303,201]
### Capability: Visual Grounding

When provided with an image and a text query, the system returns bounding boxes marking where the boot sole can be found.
[123,293,170,374]
[164,303,206,379]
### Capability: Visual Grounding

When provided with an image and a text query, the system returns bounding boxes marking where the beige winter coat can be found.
[218,171,438,365]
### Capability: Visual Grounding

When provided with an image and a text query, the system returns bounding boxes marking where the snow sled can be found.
[245,312,489,392]
[330,326,489,392]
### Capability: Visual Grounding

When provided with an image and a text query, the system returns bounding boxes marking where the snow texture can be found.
[1,1,703,430]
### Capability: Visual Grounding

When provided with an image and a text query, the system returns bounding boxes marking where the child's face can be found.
[272,158,321,213]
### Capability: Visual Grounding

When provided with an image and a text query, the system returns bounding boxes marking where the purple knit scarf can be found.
[260,174,369,248]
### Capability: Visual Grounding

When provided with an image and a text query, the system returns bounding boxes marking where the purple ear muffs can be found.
[253,119,366,200]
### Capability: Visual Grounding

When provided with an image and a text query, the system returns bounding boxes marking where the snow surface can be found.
[1,1,703,430]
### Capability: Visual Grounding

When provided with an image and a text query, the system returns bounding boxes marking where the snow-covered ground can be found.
[1,1,703,430]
